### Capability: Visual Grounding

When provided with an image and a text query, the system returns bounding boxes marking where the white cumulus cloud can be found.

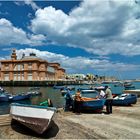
[14,0,39,10]
[0,18,46,46]
[16,48,140,73]
[30,0,140,56]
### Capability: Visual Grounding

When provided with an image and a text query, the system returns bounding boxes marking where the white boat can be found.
[10,103,56,134]
[81,89,98,93]
[124,89,140,93]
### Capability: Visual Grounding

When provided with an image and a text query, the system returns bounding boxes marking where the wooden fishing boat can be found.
[124,82,132,87]
[0,92,12,102]
[0,94,9,101]
[10,103,56,134]
[75,91,106,111]
[124,85,135,90]
[29,87,40,91]
[81,98,106,111]
[113,93,137,106]
[53,85,65,89]
[9,93,30,101]
[81,89,98,93]
[26,91,41,97]
[124,89,140,92]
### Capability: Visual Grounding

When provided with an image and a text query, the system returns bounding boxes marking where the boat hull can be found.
[0,94,9,101]
[113,94,137,106]
[81,99,106,111]
[10,94,30,101]
[0,96,9,101]
[10,103,56,134]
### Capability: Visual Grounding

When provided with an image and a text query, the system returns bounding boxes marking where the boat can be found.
[124,85,135,90]
[81,98,106,111]
[74,91,106,111]
[79,86,105,91]
[9,93,30,101]
[0,94,9,101]
[113,93,137,106]
[81,89,98,93]
[10,103,57,134]
[66,86,75,91]
[26,91,41,97]
[123,89,140,97]
[124,89,140,93]
[0,92,12,102]
[53,85,65,89]
[78,88,92,91]
[29,87,40,91]
[61,90,68,96]
[114,83,124,87]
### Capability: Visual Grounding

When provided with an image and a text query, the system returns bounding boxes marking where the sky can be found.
[0,0,140,80]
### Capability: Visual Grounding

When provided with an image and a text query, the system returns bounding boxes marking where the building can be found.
[0,49,65,81]
[66,74,86,80]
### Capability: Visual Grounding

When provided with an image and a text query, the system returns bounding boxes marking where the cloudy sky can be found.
[0,0,140,79]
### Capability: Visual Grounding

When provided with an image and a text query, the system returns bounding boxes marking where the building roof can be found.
[21,55,41,60]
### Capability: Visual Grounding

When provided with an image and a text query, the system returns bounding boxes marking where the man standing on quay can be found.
[105,85,113,114]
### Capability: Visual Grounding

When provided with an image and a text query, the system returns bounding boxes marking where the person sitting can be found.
[40,98,53,107]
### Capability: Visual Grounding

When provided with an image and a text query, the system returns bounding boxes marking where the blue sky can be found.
[0,0,140,79]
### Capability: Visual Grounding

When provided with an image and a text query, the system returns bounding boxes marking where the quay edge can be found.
[0,80,83,87]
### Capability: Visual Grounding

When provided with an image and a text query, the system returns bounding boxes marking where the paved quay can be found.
[0,98,140,139]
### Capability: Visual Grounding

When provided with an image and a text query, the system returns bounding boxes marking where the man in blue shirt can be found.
[64,89,72,111]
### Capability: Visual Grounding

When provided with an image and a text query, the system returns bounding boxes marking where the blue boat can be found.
[0,94,9,101]
[9,93,30,101]
[81,98,106,111]
[113,93,137,106]
[77,90,106,111]
[0,92,12,102]
[124,85,135,90]
[53,85,65,89]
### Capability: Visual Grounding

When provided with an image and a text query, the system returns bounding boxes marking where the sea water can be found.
[0,81,140,115]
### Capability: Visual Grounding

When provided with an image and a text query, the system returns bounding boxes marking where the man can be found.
[105,86,113,114]
[99,89,106,99]
[64,89,72,111]
[73,89,82,114]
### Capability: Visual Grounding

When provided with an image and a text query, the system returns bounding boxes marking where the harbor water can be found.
[0,81,140,115]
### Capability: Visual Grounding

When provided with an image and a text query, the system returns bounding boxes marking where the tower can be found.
[11,49,17,60]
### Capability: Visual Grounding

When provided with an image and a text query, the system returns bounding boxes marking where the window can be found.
[28,72,32,80]
[14,72,17,81]
[4,73,9,81]
[28,63,32,70]
[17,72,20,81]
[21,64,24,70]
[5,64,9,70]
[22,73,24,81]
[17,64,20,70]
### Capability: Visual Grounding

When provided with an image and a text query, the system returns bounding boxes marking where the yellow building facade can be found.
[0,50,65,81]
